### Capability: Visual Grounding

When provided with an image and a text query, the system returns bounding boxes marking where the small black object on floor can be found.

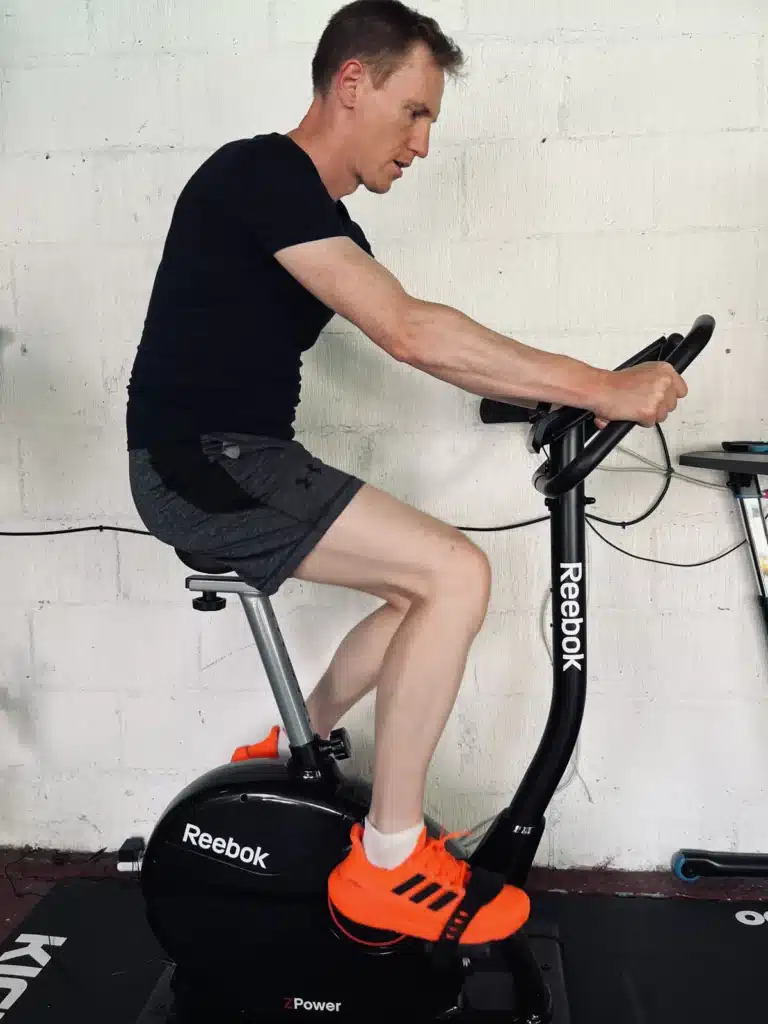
[0,879,766,1022]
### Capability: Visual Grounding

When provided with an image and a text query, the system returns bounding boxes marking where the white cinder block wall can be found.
[1,0,767,869]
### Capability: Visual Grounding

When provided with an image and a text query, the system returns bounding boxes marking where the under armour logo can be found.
[295,464,322,489]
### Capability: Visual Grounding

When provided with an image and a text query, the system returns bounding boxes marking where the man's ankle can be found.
[362,817,424,869]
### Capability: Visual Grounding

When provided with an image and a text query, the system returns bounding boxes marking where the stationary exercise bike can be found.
[129,315,714,1022]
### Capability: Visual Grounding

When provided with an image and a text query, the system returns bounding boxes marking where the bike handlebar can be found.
[533,314,715,498]
[528,334,683,450]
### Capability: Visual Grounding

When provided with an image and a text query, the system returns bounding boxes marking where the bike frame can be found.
[470,423,590,886]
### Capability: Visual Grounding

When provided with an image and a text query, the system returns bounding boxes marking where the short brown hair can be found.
[312,1,466,98]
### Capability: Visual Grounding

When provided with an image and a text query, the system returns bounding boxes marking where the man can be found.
[127,1,686,947]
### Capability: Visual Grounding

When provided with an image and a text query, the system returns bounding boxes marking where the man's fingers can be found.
[661,363,688,399]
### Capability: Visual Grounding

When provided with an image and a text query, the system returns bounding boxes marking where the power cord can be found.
[2,846,115,900]
[587,424,675,528]
[607,444,727,490]
[0,525,150,537]
[586,519,745,568]
[459,423,748,567]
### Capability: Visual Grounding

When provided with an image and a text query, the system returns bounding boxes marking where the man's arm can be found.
[275,236,684,425]
[276,237,602,403]
[401,300,603,410]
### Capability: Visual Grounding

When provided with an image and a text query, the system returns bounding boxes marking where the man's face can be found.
[351,42,445,194]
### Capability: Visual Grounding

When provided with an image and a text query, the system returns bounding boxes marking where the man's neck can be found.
[287,113,358,202]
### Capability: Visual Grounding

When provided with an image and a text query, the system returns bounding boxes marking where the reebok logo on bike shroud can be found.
[182,823,270,869]
[559,563,584,672]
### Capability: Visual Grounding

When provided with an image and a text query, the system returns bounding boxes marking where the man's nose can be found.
[409,124,431,160]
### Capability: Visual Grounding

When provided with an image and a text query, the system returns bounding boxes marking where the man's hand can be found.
[590,362,688,429]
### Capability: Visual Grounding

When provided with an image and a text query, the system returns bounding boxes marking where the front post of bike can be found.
[467,426,586,1024]
[471,424,589,887]
[544,424,589,837]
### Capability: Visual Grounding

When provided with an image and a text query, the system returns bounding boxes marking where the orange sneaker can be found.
[231,725,281,763]
[328,823,530,947]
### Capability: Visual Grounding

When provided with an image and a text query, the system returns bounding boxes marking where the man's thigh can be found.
[292,483,481,601]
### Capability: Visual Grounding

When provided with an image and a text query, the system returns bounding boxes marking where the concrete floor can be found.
[0,847,121,943]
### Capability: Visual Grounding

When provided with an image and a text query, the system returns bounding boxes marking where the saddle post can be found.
[186,574,315,749]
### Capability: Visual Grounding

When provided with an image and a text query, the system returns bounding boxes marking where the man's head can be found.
[309,1,465,194]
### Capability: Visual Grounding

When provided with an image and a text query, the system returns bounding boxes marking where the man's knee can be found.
[422,535,491,626]
[454,541,492,622]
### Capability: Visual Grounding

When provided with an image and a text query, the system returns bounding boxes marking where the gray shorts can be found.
[128,433,365,595]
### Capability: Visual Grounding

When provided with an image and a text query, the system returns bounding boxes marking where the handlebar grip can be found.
[535,314,715,497]
[531,334,676,452]
[666,314,715,374]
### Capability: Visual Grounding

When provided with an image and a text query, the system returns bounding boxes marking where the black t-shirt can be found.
[126,133,373,449]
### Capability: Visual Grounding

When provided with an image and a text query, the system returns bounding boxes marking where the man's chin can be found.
[363,178,393,195]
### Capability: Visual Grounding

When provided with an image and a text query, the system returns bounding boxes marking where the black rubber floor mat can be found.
[533,890,768,1022]
[1,877,766,1022]
[0,878,166,1023]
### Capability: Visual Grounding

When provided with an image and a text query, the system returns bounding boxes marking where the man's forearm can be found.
[401,299,607,411]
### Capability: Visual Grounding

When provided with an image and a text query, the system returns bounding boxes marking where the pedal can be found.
[328,897,406,953]
[426,939,492,974]
[461,968,518,1013]
[117,836,146,873]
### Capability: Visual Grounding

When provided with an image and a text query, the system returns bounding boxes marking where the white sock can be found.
[362,817,424,870]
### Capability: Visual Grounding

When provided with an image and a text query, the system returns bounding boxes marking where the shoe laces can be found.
[418,830,471,890]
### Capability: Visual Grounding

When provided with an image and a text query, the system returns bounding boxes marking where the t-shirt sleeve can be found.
[221,138,350,256]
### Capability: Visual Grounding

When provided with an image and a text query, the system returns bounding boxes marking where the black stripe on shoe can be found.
[428,890,458,912]
[392,873,426,895]
[410,882,441,904]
